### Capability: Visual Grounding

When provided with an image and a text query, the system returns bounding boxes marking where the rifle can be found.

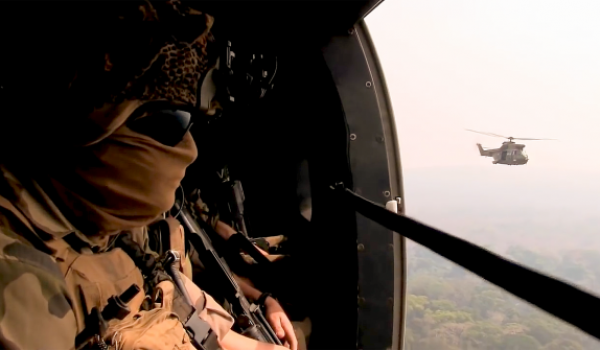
[175,201,282,345]
[214,166,249,236]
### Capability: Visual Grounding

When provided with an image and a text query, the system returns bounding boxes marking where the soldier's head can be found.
[0,1,216,235]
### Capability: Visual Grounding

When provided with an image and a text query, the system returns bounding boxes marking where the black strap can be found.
[332,183,600,341]
[255,292,273,307]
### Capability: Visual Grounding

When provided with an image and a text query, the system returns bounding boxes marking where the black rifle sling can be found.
[332,184,600,341]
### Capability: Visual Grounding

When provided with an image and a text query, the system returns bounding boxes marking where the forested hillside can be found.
[404,243,600,350]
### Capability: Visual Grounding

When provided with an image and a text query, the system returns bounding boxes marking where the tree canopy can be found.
[404,245,600,350]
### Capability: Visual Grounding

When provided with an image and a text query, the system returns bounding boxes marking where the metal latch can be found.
[385,197,402,213]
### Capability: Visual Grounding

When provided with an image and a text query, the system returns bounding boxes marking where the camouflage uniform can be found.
[0,175,77,349]
[0,1,228,349]
[0,165,235,350]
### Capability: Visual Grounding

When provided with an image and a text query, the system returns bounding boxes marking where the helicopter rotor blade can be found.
[466,130,557,141]
[511,137,557,141]
[465,129,509,138]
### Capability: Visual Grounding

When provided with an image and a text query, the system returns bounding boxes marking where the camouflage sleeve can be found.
[0,230,77,350]
[189,188,220,230]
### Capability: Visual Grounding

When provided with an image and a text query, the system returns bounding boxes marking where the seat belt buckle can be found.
[184,309,218,350]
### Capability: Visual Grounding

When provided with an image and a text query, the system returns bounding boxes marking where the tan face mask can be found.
[48,121,198,235]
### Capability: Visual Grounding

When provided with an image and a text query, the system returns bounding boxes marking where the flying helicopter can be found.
[2,2,600,350]
[466,129,556,165]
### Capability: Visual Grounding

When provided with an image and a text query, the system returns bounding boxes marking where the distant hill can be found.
[402,165,600,253]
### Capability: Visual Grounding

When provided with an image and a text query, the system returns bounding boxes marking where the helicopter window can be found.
[367,1,599,350]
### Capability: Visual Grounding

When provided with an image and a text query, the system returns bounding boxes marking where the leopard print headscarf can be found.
[0,0,217,153]
[70,0,216,111]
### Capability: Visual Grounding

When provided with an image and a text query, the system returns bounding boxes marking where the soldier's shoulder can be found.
[0,226,63,281]
[0,227,77,350]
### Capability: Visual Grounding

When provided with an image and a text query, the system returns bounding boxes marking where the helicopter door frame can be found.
[322,19,406,350]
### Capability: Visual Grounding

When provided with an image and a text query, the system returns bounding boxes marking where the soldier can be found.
[185,197,304,350]
[0,1,293,349]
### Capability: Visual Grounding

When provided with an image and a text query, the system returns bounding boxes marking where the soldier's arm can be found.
[214,220,237,240]
[179,272,289,350]
[0,232,77,350]
[234,275,298,350]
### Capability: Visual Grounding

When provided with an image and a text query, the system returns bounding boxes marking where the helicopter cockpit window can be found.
[367,1,600,349]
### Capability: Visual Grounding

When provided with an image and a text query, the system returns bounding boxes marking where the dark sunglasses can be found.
[127,102,199,147]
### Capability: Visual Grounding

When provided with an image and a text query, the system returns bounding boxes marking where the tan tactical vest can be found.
[0,178,193,338]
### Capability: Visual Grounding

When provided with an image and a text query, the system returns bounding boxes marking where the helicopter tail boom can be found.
[476,143,492,157]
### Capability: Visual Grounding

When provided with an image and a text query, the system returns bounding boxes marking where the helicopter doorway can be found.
[501,151,508,161]
[323,19,404,350]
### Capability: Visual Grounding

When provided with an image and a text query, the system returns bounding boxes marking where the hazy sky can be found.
[366,0,600,171]
[363,0,600,280]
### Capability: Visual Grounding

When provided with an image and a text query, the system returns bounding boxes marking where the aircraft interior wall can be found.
[184,31,360,349]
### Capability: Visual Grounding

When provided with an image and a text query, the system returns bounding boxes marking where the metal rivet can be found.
[357,243,365,252]
[350,133,357,141]
[366,81,372,88]
[376,136,384,143]
[389,243,394,250]
[384,191,391,197]
[348,28,355,35]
